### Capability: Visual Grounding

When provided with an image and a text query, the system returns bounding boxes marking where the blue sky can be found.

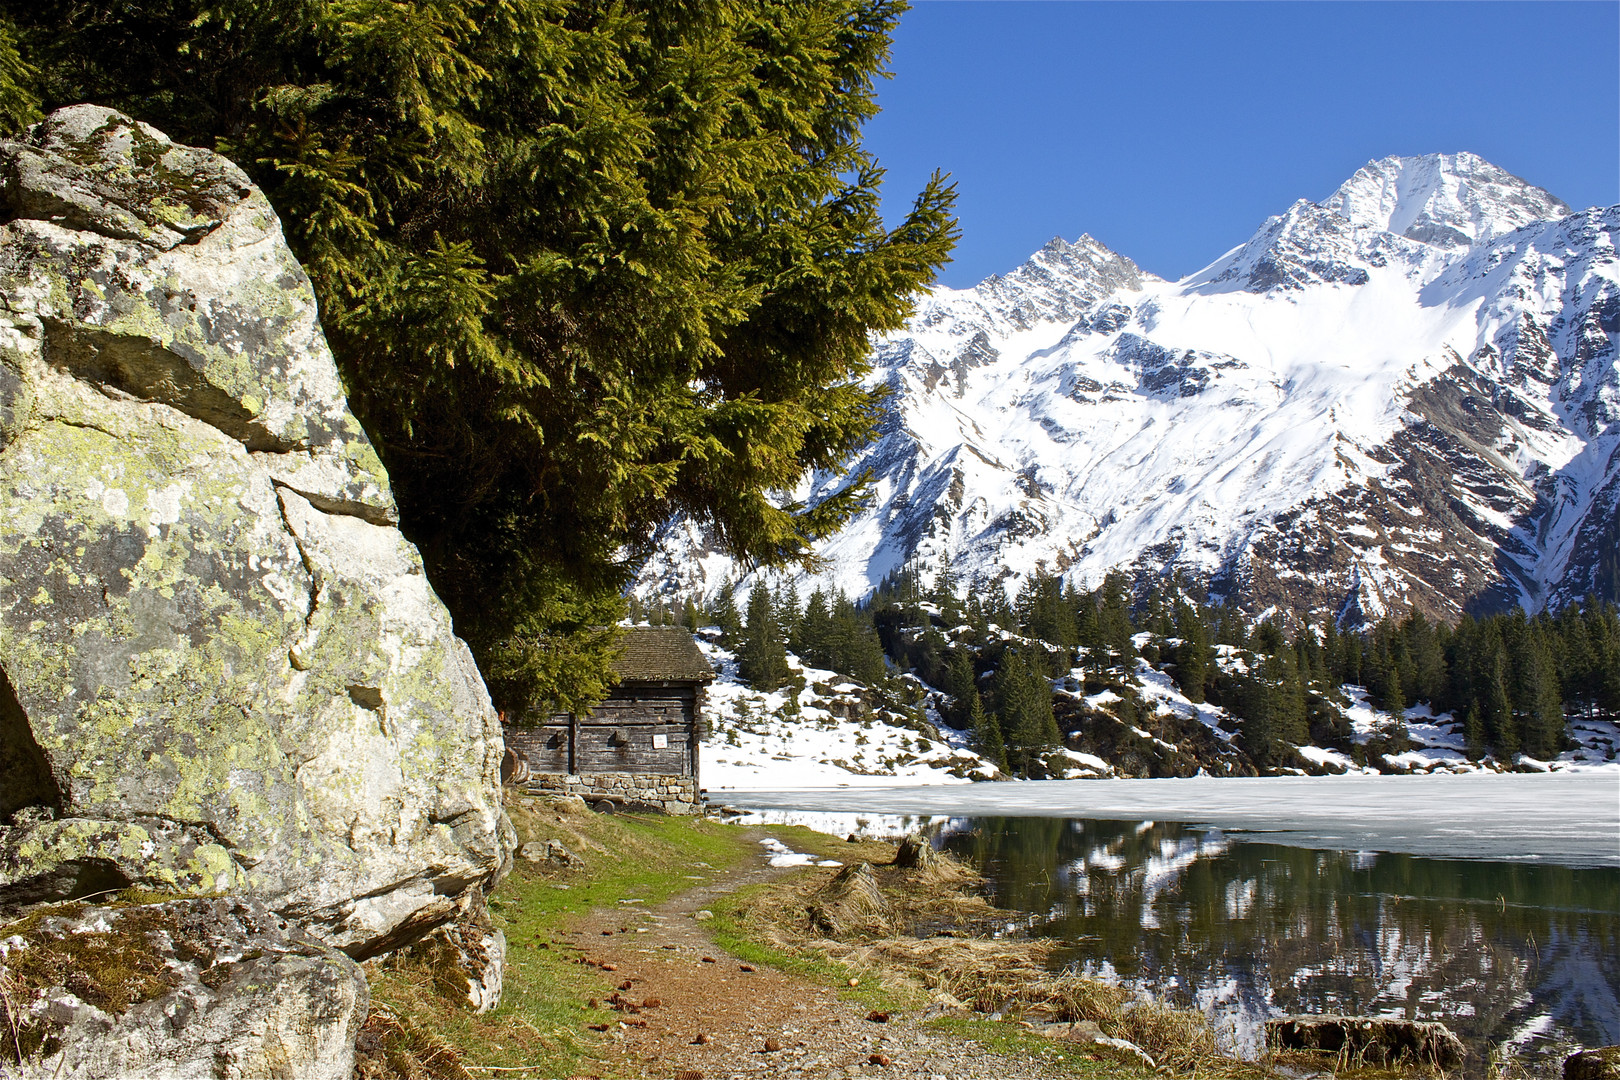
[866,1,1620,288]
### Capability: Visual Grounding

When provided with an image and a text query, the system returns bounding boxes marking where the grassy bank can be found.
[363,796,758,1078]
[365,799,1434,1080]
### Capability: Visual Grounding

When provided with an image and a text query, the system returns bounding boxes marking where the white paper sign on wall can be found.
[652,733,668,749]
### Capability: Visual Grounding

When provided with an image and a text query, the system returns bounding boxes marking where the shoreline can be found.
[711,770,1620,867]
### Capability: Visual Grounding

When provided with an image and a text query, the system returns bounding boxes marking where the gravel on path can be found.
[563,829,1088,1080]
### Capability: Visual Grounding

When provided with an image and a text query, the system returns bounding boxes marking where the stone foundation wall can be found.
[525,772,702,815]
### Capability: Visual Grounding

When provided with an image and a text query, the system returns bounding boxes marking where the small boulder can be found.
[1266,1015,1465,1070]
[1567,1047,1620,1080]
[392,890,506,1014]
[518,838,581,867]
[892,833,940,870]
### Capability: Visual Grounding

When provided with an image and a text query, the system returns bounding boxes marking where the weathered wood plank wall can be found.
[506,683,701,780]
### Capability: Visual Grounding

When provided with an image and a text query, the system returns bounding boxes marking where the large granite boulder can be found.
[0,106,514,956]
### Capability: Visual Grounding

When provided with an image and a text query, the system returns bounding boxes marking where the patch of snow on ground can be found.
[758,836,842,868]
[1297,745,1367,773]
[1053,749,1114,778]
[728,810,954,840]
[1135,662,1237,741]
[1564,719,1620,768]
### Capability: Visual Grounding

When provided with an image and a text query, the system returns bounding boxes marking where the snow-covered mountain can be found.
[642,152,1620,627]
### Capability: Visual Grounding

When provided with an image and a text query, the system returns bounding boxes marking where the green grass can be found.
[362,807,1296,1080]
[366,802,757,1078]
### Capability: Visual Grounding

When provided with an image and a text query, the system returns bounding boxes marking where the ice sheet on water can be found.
[729,773,1620,868]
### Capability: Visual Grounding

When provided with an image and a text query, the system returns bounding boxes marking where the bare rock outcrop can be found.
[0,106,514,956]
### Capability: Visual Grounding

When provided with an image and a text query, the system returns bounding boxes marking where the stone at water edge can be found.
[0,106,514,954]
[892,833,941,870]
[1,898,367,1080]
[1266,1015,1466,1070]
[1566,1047,1620,1080]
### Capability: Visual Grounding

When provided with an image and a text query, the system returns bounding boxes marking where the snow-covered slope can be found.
[696,633,1000,791]
[641,153,1619,627]
[691,623,1618,792]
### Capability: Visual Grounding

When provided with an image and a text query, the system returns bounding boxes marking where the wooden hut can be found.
[505,626,715,812]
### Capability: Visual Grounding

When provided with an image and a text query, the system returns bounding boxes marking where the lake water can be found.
[729,774,1620,1076]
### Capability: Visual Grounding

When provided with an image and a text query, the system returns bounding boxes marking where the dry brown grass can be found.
[728,842,1219,1072]
[352,1005,471,1080]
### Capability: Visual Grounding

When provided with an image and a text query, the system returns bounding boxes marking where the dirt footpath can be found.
[561,829,1079,1080]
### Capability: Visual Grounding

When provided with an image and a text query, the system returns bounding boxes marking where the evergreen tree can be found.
[828,591,888,684]
[5,1,958,714]
[914,626,949,687]
[1463,704,1485,761]
[1074,591,1103,676]
[1020,572,1078,658]
[738,581,790,691]
[967,691,1007,773]
[1554,603,1597,718]
[1483,643,1517,759]
[1404,612,1448,705]
[1512,623,1564,760]
[1237,647,1308,765]
[1098,571,1137,676]
[778,580,804,652]
[942,647,978,729]
[713,582,743,646]
[1251,620,1285,657]
[930,558,963,627]
[793,588,834,670]
[1170,600,1211,703]
[1590,600,1620,719]
[995,649,1060,776]
[1322,619,1347,684]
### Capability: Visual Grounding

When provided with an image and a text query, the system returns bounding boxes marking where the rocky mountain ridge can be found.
[639,153,1619,628]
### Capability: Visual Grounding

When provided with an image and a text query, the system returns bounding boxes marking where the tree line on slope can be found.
[658,568,1620,777]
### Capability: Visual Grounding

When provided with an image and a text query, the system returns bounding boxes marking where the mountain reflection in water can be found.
[940,817,1620,1074]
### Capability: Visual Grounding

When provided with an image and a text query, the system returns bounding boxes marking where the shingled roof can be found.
[611,626,715,683]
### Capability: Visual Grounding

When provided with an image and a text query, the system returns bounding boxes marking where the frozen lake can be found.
[725,773,1620,1074]
[722,771,1620,867]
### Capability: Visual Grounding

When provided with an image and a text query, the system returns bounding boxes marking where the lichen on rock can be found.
[0,896,368,1080]
[0,106,514,958]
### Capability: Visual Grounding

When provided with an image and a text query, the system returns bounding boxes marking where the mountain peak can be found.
[1324,152,1571,248]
